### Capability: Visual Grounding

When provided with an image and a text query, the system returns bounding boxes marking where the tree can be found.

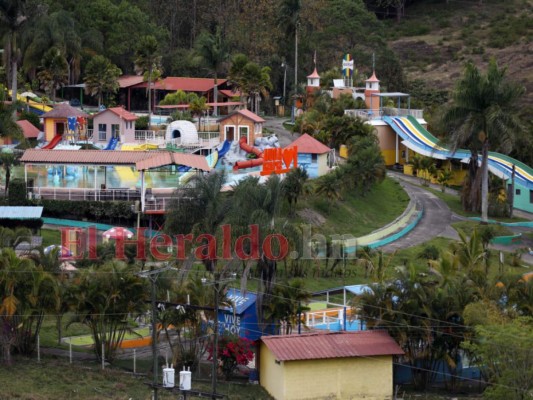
[69,261,147,362]
[265,279,310,335]
[0,152,15,197]
[463,317,533,400]
[37,47,68,103]
[134,35,162,127]
[0,87,22,144]
[343,135,386,195]
[314,170,342,202]
[0,0,30,104]
[194,27,229,117]
[282,167,308,215]
[83,55,122,107]
[188,95,209,130]
[442,60,525,221]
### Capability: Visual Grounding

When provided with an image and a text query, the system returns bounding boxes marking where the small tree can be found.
[436,169,453,192]
[208,336,254,380]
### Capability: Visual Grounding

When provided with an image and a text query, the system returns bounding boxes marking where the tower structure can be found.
[364,71,380,114]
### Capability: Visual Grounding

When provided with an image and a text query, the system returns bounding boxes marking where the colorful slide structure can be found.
[9,90,53,115]
[178,150,219,185]
[218,140,231,158]
[115,166,138,183]
[233,137,264,171]
[42,135,62,149]
[383,115,533,191]
[122,143,158,151]
[104,136,119,150]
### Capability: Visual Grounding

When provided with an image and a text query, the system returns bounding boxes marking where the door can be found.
[225,126,235,141]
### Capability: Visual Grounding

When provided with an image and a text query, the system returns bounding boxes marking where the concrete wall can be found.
[44,118,66,141]
[93,111,134,144]
[374,124,411,166]
[260,349,394,400]
[260,343,285,400]
[509,181,533,213]
[297,153,328,178]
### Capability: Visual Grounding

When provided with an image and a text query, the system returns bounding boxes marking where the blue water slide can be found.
[104,136,119,150]
[217,140,231,158]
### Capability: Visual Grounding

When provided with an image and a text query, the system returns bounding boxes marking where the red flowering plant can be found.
[207,335,255,379]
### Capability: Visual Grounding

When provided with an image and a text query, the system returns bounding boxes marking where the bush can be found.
[136,115,149,130]
[8,178,28,206]
[208,336,254,380]
[36,199,135,223]
[18,111,41,129]
[417,244,440,261]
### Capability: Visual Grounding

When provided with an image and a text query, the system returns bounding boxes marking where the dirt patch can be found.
[297,208,326,226]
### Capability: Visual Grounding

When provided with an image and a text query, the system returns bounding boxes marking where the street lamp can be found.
[201,272,237,400]
[281,61,288,105]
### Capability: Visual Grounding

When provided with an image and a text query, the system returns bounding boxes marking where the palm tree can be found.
[442,60,525,221]
[265,279,310,335]
[37,47,68,103]
[282,167,308,215]
[0,0,30,104]
[314,170,342,202]
[189,95,209,130]
[277,0,301,103]
[134,35,162,126]
[194,27,229,117]
[0,88,22,145]
[83,55,122,107]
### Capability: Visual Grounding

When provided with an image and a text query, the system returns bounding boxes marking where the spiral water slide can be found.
[233,137,264,171]
[383,115,533,190]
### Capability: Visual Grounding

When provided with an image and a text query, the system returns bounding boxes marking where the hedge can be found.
[8,179,28,206]
[32,199,136,224]
[0,218,43,230]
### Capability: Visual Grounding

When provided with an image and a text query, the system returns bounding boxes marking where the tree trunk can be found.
[11,34,18,105]
[213,74,218,117]
[57,315,62,345]
[147,67,152,129]
[5,166,11,197]
[481,140,489,222]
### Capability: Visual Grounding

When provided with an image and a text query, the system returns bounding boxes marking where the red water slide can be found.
[42,135,62,149]
[233,136,264,171]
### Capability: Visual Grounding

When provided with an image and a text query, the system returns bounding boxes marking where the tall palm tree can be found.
[242,62,272,114]
[83,55,122,107]
[442,60,525,221]
[314,171,342,202]
[37,47,68,103]
[135,35,162,126]
[194,27,229,117]
[0,0,30,104]
[0,88,22,145]
[282,167,308,215]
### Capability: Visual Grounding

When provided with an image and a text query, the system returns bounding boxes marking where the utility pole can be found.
[137,265,178,400]
[291,22,299,124]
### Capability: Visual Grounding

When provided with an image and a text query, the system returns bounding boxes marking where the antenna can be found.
[372,52,375,72]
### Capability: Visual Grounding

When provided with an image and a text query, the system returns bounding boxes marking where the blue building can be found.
[285,133,331,178]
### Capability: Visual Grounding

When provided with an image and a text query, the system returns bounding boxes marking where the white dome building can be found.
[165,120,198,144]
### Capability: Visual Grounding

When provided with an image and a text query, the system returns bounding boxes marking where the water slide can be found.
[42,135,62,149]
[218,140,231,158]
[233,137,264,171]
[115,166,138,183]
[104,136,119,150]
[383,115,533,190]
[178,150,219,185]
[9,90,53,115]
[122,143,158,151]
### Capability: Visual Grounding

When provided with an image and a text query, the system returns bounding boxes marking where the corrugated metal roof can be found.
[136,152,212,171]
[0,206,43,219]
[41,104,90,119]
[261,330,403,361]
[285,133,331,154]
[133,77,227,92]
[118,75,144,88]
[21,149,156,165]
[16,120,40,139]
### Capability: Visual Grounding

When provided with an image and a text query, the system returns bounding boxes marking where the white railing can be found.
[166,131,220,149]
[306,308,346,328]
[134,130,165,142]
[28,187,141,202]
[345,108,424,120]
[144,197,173,212]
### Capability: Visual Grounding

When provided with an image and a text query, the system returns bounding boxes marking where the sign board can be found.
[342,54,354,78]
[261,146,298,176]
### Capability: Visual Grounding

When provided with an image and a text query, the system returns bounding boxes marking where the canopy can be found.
[103,227,134,240]
[44,245,72,257]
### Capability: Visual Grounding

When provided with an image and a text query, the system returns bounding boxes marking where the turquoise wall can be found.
[298,153,319,178]
[509,181,533,214]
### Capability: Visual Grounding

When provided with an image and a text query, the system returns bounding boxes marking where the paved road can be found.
[263,116,299,147]
[381,179,453,252]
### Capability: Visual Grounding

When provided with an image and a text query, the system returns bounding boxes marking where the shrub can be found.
[136,115,149,130]
[208,336,254,380]
[417,244,440,261]
[18,111,41,129]
[8,178,28,206]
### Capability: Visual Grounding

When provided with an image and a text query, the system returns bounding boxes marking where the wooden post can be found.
[37,334,40,362]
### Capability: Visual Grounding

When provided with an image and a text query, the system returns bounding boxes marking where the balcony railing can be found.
[28,187,141,202]
[134,130,165,143]
[167,131,220,149]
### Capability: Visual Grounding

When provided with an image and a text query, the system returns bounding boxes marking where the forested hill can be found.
[2,0,531,108]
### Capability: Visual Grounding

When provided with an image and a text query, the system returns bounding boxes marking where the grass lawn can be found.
[39,314,93,348]
[0,356,273,400]
[451,221,513,237]
[40,228,62,247]
[297,177,410,237]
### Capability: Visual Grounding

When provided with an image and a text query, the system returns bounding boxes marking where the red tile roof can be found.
[218,109,265,123]
[261,331,403,362]
[285,133,331,154]
[136,152,211,171]
[133,77,227,92]
[16,120,40,139]
[42,104,90,119]
[118,75,145,88]
[94,107,138,121]
[220,89,241,98]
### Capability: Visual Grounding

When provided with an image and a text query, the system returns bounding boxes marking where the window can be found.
[98,124,106,141]
[112,124,120,138]
[239,126,249,143]
[516,189,521,195]
[530,190,533,204]
[311,154,318,162]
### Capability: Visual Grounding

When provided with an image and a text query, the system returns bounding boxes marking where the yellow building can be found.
[42,104,89,142]
[260,331,403,400]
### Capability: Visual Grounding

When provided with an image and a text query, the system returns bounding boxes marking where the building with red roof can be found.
[218,109,265,144]
[92,106,139,146]
[260,330,403,400]
[16,120,40,139]
[284,133,331,178]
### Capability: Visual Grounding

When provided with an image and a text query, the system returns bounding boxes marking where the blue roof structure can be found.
[0,206,43,219]
[222,289,257,314]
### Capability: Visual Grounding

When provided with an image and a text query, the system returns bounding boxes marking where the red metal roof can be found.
[285,133,331,154]
[261,331,403,362]
[307,68,320,79]
[94,107,138,121]
[220,89,241,98]
[21,149,156,165]
[118,75,145,88]
[42,104,90,119]
[218,109,265,123]
[16,120,40,139]
[133,77,227,92]
[136,152,212,171]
